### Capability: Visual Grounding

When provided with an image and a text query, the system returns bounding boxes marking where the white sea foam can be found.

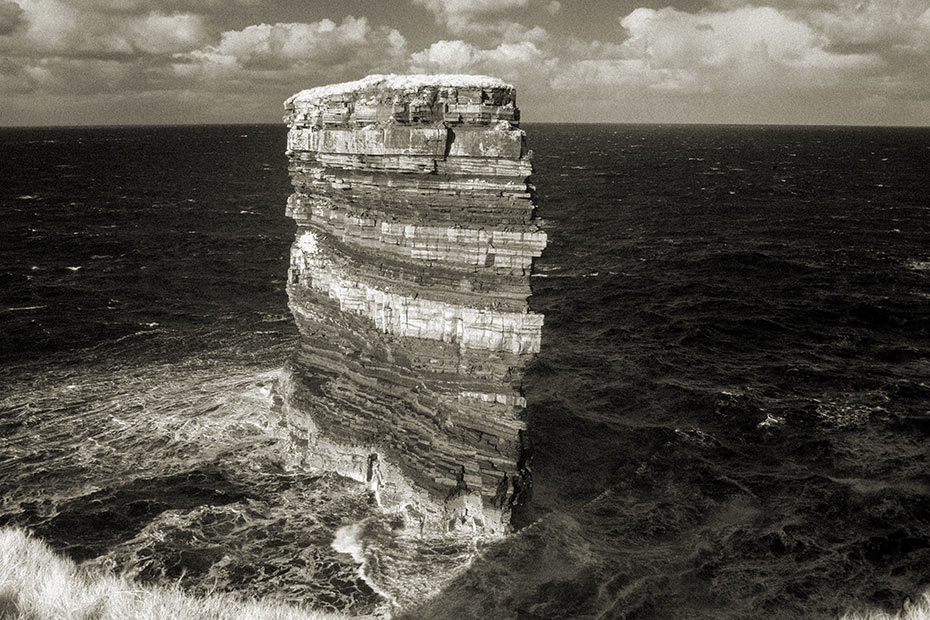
[332,520,399,612]
[331,524,365,561]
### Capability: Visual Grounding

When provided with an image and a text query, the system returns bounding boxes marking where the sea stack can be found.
[279,74,546,536]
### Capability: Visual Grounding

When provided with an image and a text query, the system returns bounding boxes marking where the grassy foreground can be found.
[3,524,927,620]
[842,593,930,620]
[0,527,348,620]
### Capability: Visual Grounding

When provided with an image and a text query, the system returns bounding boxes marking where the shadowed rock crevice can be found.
[278,74,546,535]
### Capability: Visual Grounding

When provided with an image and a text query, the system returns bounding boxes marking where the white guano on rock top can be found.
[285,74,514,106]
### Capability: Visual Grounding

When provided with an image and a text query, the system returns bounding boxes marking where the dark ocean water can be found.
[2,123,930,619]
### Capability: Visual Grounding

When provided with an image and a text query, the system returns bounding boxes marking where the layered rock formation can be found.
[278,74,546,536]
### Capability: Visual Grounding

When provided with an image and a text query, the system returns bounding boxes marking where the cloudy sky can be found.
[1,0,928,126]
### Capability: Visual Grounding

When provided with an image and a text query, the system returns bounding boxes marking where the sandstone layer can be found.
[279,74,546,535]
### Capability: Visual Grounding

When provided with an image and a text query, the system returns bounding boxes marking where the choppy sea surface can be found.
[2,124,930,619]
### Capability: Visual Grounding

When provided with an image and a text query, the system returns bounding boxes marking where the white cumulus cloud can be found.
[2,0,929,125]
[12,0,210,56]
[413,0,530,35]
[552,5,883,96]
[128,12,207,54]
[175,16,408,86]
[802,0,930,53]
[408,38,545,81]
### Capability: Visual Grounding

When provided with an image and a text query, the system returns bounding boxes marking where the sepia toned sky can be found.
[1,0,928,126]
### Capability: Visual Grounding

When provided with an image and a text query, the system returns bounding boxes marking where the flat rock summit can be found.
[278,74,546,535]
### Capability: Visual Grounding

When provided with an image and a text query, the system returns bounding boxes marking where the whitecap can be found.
[814,398,879,429]
[674,426,717,447]
[757,413,785,430]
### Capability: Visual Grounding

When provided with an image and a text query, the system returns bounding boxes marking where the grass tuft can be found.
[842,592,930,620]
[0,527,350,620]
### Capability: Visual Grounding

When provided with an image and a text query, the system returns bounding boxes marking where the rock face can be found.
[279,74,546,536]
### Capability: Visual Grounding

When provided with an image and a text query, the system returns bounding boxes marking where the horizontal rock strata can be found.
[279,74,546,535]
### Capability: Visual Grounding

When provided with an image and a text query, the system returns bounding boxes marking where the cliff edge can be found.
[279,74,546,536]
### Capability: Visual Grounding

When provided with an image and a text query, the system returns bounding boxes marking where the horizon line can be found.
[2,120,929,130]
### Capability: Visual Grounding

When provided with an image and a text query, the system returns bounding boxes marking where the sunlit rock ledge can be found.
[278,74,546,536]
